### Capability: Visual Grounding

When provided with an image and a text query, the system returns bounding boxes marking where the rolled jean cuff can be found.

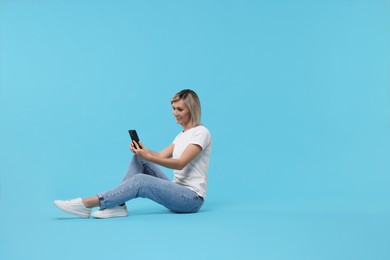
[96,193,109,209]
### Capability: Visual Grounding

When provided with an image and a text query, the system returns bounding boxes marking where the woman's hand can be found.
[130,141,151,160]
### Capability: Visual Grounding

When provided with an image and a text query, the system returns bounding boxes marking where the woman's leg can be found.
[54,156,172,218]
[83,156,170,209]
[97,174,204,213]
[121,155,170,183]
[82,196,100,208]
[83,155,170,208]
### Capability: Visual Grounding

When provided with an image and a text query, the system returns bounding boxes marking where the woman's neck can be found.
[182,122,193,132]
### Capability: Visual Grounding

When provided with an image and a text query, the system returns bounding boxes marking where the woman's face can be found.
[172,99,191,126]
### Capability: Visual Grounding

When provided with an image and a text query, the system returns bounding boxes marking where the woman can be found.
[54,89,212,219]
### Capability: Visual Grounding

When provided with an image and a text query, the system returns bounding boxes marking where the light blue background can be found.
[1,0,389,259]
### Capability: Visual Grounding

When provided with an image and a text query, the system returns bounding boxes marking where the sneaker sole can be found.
[53,201,90,219]
[92,212,128,219]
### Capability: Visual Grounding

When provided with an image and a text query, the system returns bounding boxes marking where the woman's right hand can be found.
[130,140,146,155]
[129,141,137,154]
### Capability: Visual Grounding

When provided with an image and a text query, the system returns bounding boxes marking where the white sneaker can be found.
[53,198,91,219]
[92,205,128,219]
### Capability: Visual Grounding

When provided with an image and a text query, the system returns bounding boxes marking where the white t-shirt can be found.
[172,125,212,198]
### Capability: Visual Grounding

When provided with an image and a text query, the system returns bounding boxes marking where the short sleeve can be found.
[190,127,211,149]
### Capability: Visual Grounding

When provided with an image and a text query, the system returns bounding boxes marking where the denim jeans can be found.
[97,155,204,213]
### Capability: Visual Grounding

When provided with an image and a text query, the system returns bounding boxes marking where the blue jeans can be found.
[97,155,204,213]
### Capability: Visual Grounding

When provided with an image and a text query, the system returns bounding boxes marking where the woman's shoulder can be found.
[192,125,211,137]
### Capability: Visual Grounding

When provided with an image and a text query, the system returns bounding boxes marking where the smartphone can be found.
[128,130,141,149]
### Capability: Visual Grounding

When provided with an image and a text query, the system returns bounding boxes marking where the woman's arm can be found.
[158,143,174,158]
[130,142,173,158]
[131,141,201,170]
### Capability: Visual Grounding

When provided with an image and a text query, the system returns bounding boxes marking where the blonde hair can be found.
[171,89,202,127]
